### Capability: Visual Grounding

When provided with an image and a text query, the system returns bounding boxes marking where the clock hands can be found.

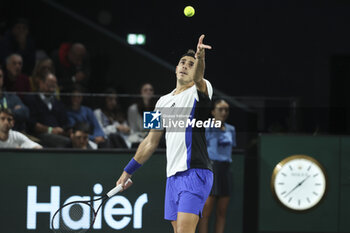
[284,175,311,198]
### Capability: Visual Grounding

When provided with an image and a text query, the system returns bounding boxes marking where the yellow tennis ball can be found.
[184,6,195,17]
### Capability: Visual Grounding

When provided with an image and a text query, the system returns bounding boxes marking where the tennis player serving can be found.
[117,34,213,233]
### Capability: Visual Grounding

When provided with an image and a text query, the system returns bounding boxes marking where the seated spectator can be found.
[0,18,36,75]
[4,53,31,96]
[23,71,70,148]
[66,84,108,148]
[0,66,29,131]
[51,42,90,92]
[127,83,156,146]
[0,108,42,149]
[30,57,55,92]
[66,122,97,150]
[94,88,130,148]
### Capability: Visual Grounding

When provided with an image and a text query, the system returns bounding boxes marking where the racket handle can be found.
[106,178,132,197]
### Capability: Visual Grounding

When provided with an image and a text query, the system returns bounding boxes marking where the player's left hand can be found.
[196,34,212,59]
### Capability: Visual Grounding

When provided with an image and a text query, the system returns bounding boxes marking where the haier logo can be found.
[26,184,148,230]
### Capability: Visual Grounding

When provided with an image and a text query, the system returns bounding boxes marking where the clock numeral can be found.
[315,183,321,186]
[307,197,311,203]
[278,182,284,185]
[288,197,293,203]
[298,199,301,206]
[281,191,286,195]
[313,173,319,177]
[289,165,293,171]
[281,172,287,177]
[307,165,311,171]
[313,192,318,196]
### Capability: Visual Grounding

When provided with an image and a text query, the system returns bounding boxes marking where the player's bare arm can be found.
[116,129,164,190]
[193,34,212,95]
[133,129,163,164]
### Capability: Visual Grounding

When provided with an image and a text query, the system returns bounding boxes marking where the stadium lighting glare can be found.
[127,34,146,45]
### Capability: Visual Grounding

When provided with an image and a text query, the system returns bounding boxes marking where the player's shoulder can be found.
[161,91,174,99]
[156,91,174,106]
[204,79,212,85]
[203,79,213,97]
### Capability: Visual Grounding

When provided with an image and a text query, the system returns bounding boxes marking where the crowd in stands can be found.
[0,18,157,149]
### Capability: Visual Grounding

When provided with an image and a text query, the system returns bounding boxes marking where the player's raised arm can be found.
[193,34,212,95]
[116,129,164,190]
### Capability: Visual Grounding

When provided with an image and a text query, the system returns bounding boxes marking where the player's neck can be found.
[174,81,194,95]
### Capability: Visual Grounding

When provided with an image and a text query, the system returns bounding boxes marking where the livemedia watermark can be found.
[143,109,221,131]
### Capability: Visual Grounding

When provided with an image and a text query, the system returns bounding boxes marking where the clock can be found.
[271,155,327,211]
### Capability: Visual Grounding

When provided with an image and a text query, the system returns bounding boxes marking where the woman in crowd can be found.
[94,88,131,148]
[127,83,156,147]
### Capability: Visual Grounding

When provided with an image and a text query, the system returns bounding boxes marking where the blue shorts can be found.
[164,168,213,221]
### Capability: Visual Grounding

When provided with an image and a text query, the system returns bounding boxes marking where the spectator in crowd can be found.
[0,108,42,149]
[66,122,97,149]
[94,88,130,148]
[0,18,36,75]
[0,66,29,131]
[198,99,236,233]
[51,42,90,92]
[66,84,108,148]
[29,57,55,92]
[127,83,156,146]
[23,71,70,148]
[4,53,31,95]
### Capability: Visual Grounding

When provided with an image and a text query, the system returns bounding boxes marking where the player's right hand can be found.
[116,171,133,191]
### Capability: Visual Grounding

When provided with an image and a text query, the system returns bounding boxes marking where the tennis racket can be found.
[51,178,132,233]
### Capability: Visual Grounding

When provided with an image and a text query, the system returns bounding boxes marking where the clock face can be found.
[271,155,327,211]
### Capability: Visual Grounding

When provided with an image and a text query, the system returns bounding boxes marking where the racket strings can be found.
[52,202,95,233]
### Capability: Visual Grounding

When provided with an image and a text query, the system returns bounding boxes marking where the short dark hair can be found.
[70,83,86,94]
[72,122,91,134]
[0,108,14,117]
[212,98,229,109]
[180,49,196,60]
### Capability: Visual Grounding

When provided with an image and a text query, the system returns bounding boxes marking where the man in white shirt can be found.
[0,108,42,149]
[116,35,213,233]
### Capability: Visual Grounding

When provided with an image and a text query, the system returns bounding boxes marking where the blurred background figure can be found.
[51,42,90,92]
[0,66,29,131]
[94,88,130,148]
[66,84,108,148]
[29,57,56,92]
[198,99,236,233]
[0,18,36,76]
[23,71,70,148]
[127,83,156,147]
[4,53,30,96]
[66,122,97,149]
[0,108,42,149]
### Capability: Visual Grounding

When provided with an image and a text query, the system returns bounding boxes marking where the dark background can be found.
[2,0,350,135]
